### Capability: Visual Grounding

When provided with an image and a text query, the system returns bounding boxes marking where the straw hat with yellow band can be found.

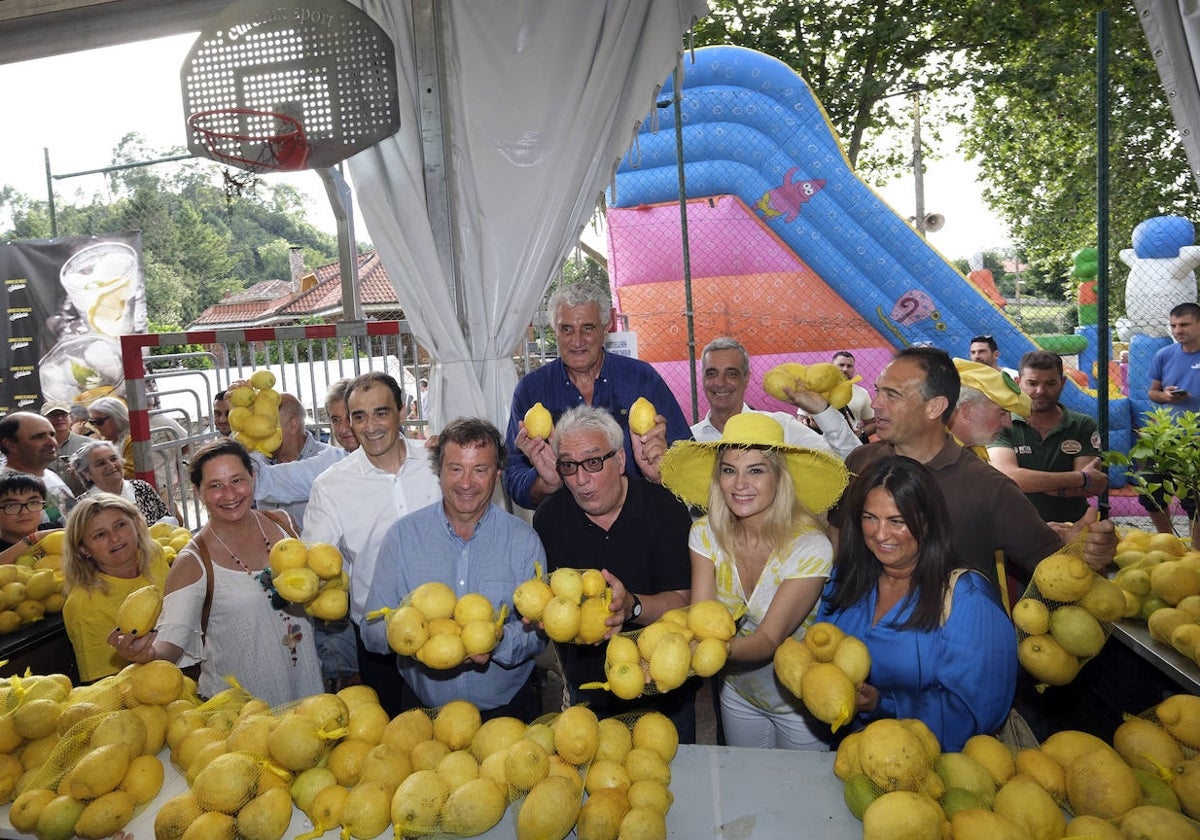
[659,412,849,514]
[953,358,1032,418]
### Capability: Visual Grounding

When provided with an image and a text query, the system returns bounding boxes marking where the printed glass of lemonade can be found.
[59,242,137,337]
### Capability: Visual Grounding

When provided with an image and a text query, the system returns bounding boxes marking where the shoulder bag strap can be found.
[940,568,970,626]
[190,534,215,642]
[259,508,300,539]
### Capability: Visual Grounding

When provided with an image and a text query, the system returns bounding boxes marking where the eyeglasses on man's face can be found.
[1,499,46,516]
[555,450,617,477]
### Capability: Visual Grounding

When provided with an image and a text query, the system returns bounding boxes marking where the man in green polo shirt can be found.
[988,350,1107,521]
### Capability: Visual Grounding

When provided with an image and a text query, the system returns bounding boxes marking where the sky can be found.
[0,34,1012,260]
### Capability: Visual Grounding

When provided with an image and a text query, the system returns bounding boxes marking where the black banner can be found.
[1,232,145,414]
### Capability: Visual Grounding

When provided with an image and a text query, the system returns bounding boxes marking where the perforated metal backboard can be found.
[181,0,400,170]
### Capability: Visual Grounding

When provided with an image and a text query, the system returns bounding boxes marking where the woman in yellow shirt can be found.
[61,493,169,682]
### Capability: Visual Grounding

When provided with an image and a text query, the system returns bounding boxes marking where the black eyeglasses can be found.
[1,499,46,516]
[556,450,617,476]
[88,415,111,426]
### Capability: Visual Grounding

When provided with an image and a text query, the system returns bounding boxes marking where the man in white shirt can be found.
[690,337,860,458]
[302,372,440,713]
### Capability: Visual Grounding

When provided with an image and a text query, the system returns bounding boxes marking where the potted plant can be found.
[1105,408,1200,549]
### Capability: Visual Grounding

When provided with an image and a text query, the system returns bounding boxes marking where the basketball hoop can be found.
[187,108,310,173]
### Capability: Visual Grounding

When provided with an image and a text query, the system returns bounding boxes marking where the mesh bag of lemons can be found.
[365,581,508,669]
[513,563,619,646]
[262,536,350,622]
[770,621,871,734]
[1109,527,1200,668]
[1012,532,1126,690]
[227,370,284,457]
[576,601,737,702]
[762,361,860,409]
[2,660,200,839]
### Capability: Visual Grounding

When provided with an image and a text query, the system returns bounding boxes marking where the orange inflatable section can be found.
[616,273,892,363]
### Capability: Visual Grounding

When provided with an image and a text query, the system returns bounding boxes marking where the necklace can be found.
[207,513,271,575]
[205,512,303,667]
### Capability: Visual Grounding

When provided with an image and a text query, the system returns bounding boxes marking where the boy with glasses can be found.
[0,473,57,558]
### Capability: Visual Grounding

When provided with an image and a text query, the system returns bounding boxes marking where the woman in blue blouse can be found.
[818,455,1017,752]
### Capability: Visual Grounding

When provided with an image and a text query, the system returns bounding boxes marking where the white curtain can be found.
[1137,0,1200,189]
[349,0,708,431]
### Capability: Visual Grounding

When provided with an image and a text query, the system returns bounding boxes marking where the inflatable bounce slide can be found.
[606,45,1133,464]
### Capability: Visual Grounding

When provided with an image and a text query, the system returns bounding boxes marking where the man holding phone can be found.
[1142,301,1200,532]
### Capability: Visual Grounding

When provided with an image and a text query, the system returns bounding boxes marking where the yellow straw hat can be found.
[659,412,849,513]
[953,358,1031,417]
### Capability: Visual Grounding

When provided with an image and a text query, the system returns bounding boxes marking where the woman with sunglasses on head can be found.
[87,396,135,479]
[61,493,170,682]
[660,413,849,750]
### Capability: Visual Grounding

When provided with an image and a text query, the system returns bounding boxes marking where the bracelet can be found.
[23,533,37,547]
[1080,471,1088,489]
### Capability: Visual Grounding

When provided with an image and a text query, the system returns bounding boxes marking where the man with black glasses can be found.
[532,405,697,740]
[0,412,75,527]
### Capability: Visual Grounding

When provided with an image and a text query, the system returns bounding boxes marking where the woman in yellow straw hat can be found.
[660,412,848,749]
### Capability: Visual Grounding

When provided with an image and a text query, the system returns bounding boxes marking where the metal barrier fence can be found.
[120,320,428,529]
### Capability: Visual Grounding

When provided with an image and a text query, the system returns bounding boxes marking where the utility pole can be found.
[912,88,926,237]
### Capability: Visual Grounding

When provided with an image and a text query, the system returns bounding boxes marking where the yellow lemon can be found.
[628,397,657,435]
[523,402,554,439]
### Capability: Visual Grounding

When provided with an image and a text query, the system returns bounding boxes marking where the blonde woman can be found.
[62,493,169,682]
[661,413,848,749]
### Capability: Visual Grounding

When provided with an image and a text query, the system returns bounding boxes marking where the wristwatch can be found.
[628,593,643,622]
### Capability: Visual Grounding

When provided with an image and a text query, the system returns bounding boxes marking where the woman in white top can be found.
[660,412,848,749]
[109,438,323,706]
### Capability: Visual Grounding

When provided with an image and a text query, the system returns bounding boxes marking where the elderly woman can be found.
[817,455,1017,752]
[660,413,849,749]
[62,494,170,682]
[87,396,134,478]
[70,440,172,525]
[109,438,323,706]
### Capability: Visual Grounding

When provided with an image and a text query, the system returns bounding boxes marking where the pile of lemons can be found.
[0,564,63,635]
[368,582,505,669]
[836,694,1200,840]
[1013,551,1125,688]
[762,361,858,408]
[3,661,190,839]
[267,537,349,622]
[148,522,194,564]
[773,621,871,734]
[227,370,284,457]
[583,602,735,701]
[1108,528,1200,668]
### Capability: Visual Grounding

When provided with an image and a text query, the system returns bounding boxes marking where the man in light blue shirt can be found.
[362,417,547,721]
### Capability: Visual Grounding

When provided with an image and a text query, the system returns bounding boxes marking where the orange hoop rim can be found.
[187,107,310,172]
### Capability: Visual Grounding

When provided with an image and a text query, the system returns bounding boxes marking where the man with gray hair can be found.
[504,281,691,509]
[532,405,696,739]
[692,337,859,458]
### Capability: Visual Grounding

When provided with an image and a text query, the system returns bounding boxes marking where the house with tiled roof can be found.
[187,251,404,329]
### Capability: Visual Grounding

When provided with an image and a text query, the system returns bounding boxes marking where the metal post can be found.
[670,56,698,423]
[1096,10,1111,520]
[316,166,363,321]
[44,148,57,237]
[913,90,926,237]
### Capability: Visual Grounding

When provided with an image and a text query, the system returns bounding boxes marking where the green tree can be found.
[961,1,1200,315]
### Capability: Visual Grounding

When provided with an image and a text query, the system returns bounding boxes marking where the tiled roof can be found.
[187,251,401,328]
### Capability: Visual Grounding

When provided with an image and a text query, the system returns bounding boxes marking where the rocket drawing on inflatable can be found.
[605,44,1118,426]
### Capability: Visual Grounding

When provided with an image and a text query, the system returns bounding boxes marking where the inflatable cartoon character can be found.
[1116,216,1200,340]
[754,168,826,223]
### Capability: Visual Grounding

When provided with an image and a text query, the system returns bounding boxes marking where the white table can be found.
[0,744,860,839]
